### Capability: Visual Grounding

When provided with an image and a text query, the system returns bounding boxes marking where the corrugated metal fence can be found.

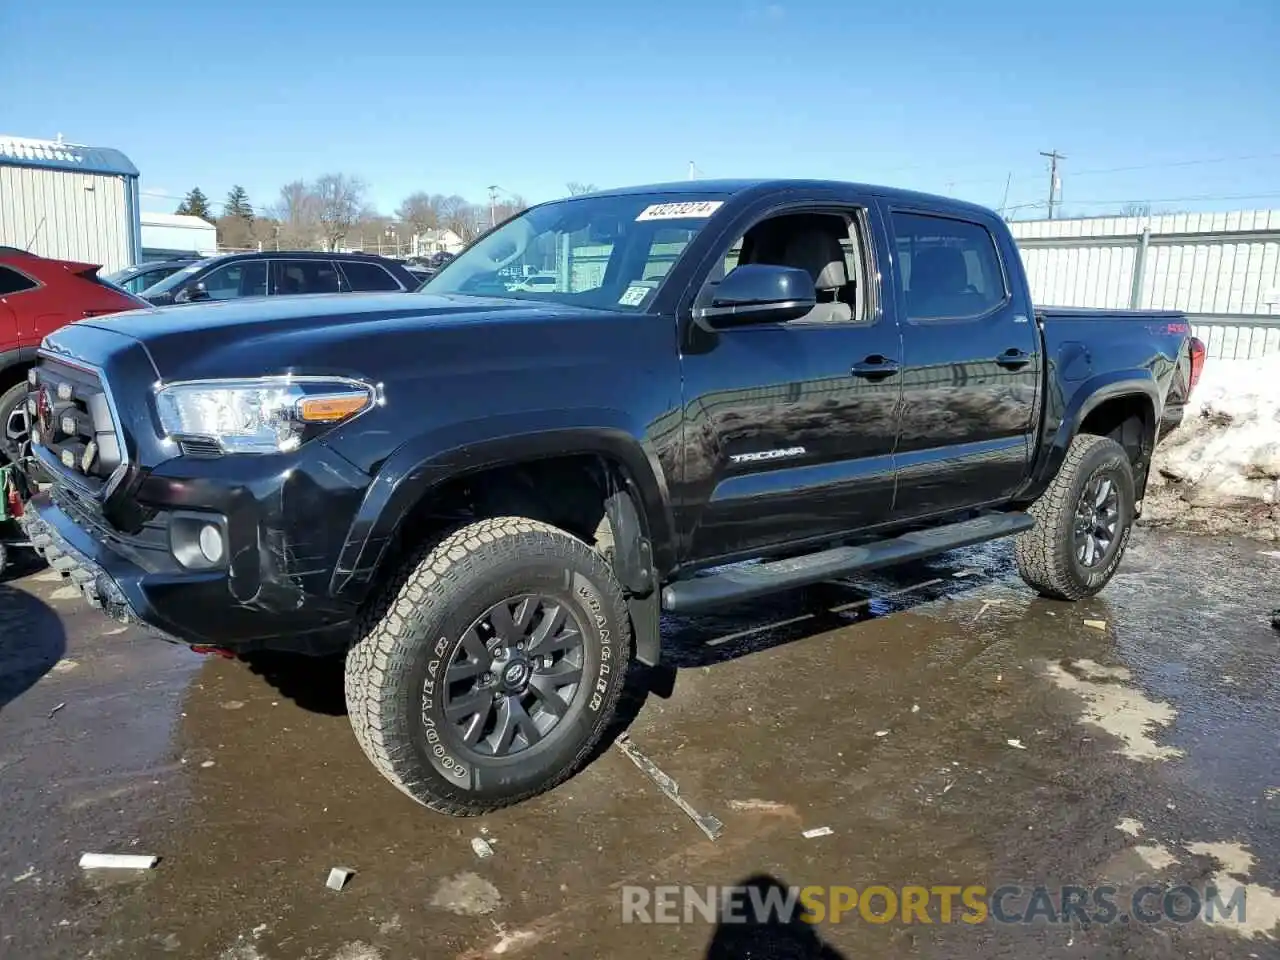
[1009,211,1280,360]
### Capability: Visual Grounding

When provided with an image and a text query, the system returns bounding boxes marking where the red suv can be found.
[0,247,149,464]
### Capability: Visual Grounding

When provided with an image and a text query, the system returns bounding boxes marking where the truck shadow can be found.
[238,650,348,716]
[234,548,1010,745]
[0,576,67,714]
[594,551,1008,764]
[702,873,847,960]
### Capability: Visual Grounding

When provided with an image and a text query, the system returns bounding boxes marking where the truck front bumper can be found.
[19,470,366,656]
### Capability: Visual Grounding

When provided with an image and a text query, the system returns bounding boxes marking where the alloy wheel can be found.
[1074,473,1121,568]
[439,594,586,759]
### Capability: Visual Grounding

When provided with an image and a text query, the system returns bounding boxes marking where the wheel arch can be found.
[1024,371,1160,503]
[0,346,37,395]
[330,427,675,606]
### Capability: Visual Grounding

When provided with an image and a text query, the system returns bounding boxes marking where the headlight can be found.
[154,377,377,454]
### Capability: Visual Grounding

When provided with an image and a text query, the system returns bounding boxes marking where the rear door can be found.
[270,259,342,296]
[337,260,405,292]
[885,206,1040,520]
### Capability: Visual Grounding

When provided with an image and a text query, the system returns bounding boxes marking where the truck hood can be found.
[76,292,602,380]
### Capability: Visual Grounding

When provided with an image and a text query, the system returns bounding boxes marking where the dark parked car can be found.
[138,251,419,305]
[0,247,149,464]
[19,179,1204,817]
[102,255,202,296]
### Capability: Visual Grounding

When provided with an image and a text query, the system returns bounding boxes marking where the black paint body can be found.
[21,180,1196,653]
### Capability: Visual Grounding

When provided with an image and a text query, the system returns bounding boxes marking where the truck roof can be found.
[579,178,998,220]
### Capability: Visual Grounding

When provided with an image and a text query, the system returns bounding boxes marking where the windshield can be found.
[422,193,728,311]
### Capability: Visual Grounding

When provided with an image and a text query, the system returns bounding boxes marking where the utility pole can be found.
[1040,150,1066,220]
[488,185,499,227]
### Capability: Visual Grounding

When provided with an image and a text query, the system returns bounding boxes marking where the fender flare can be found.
[1030,369,1161,492]
[0,345,38,383]
[329,423,675,604]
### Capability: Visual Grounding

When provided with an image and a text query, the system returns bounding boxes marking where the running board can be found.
[661,512,1035,615]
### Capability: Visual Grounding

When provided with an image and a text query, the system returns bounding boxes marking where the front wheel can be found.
[345,517,631,815]
[1015,434,1136,601]
[0,382,30,466]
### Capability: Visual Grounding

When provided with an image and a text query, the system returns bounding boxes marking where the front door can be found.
[676,204,902,565]
[885,207,1041,520]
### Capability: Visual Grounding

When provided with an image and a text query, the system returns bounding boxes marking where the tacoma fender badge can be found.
[730,446,807,464]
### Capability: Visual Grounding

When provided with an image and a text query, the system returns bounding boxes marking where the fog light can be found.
[198,524,225,564]
[57,383,73,401]
[60,415,77,435]
[60,450,75,468]
[27,368,37,386]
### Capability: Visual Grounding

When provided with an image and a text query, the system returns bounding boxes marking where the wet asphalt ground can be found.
[1,529,1278,959]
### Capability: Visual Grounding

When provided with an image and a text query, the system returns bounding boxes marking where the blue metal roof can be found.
[0,136,139,177]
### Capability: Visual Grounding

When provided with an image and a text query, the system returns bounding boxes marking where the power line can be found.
[1040,150,1066,220]
[1003,190,1280,214]
[940,150,1280,191]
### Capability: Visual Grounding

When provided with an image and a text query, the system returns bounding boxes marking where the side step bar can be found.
[661,512,1035,615]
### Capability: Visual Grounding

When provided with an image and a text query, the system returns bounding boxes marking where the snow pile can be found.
[1145,355,1280,538]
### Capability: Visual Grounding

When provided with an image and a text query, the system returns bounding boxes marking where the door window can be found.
[891,213,1007,320]
[200,261,268,300]
[708,211,870,324]
[271,260,341,295]
[339,260,403,292]
[0,266,38,296]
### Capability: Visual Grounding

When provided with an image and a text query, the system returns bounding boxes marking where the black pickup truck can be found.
[17,179,1203,815]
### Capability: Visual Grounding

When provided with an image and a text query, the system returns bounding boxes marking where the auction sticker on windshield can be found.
[636,201,724,221]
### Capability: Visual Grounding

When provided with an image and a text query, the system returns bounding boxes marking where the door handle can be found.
[995,348,1031,369]
[851,355,900,380]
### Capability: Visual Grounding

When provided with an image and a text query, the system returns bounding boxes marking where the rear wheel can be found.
[1015,434,1135,600]
[0,382,30,466]
[345,516,630,815]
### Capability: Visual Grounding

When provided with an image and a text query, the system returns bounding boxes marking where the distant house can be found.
[140,211,218,261]
[411,228,465,256]
[0,134,141,272]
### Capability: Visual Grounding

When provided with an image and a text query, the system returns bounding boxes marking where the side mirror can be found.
[693,264,816,329]
[175,282,209,304]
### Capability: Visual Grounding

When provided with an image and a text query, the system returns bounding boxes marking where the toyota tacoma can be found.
[17,180,1204,814]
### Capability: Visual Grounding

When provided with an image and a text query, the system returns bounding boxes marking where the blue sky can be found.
[3,0,1278,219]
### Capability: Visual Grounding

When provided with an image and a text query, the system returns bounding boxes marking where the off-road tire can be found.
[1015,434,1135,601]
[345,516,631,815]
[0,381,29,466]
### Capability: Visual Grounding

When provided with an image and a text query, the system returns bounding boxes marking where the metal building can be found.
[0,134,141,274]
[141,212,217,261]
[1010,211,1280,359]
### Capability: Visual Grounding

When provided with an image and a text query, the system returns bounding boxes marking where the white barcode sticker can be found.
[619,284,651,306]
[635,201,724,221]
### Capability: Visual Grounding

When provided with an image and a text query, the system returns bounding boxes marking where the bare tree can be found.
[313,173,367,251]
[267,180,321,249]
[493,194,530,224]
[436,194,481,242]
[566,181,597,196]
[395,192,440,238]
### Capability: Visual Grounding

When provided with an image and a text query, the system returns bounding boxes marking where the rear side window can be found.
[339,260,402,292]
[892,213,1007,321]
[0,266,38,296]
[272,260,341,295]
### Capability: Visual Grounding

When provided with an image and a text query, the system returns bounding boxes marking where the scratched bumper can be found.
[20,478,361,655]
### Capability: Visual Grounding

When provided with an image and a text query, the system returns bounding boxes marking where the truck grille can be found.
[30,359,125,490]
